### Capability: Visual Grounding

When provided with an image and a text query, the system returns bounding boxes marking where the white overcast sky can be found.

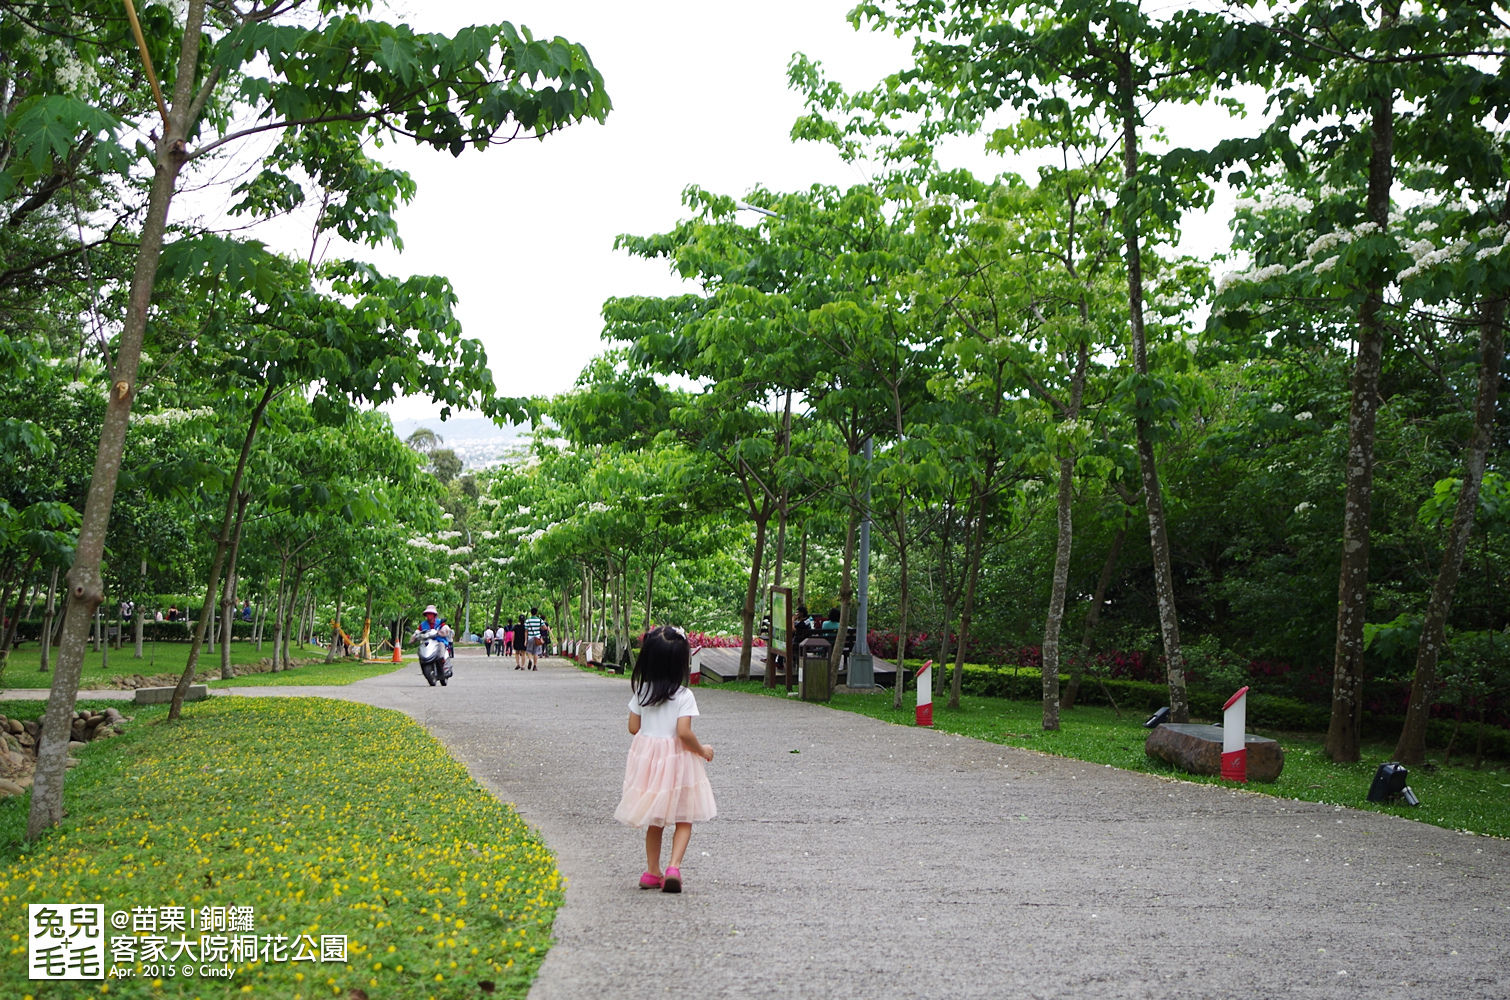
[351,0,917,422]
[239,1,1238,424]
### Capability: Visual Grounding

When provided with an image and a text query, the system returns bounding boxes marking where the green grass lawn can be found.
[713,679,1510,839]
[0,696,560,999]
[206,659,404,688]
[0,643,347,690]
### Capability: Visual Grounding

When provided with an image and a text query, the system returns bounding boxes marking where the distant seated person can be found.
[241,600,253,621]
[413,605,454,658]
[822,608,840,634]
[166,606,179,622]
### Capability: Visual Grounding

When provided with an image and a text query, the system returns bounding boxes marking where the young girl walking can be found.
[613,626,716,893]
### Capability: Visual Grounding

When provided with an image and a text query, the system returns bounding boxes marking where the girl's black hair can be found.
[631,626,691,707]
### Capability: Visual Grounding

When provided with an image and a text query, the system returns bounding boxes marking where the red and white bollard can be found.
[1222,685,1250,783]
[916,659,934,727]
[690,646,702,686]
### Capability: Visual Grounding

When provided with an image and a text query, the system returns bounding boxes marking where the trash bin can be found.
[1367,761,1419,805]
[800,637,832,703]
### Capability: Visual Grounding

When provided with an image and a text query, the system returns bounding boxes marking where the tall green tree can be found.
[793,0,1272,720]
[17,0,609,837]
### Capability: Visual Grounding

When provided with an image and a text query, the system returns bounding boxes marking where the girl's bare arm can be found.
[676,715,713,761]
[628,712,640,735]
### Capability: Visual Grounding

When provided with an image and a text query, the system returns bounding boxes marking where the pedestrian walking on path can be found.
[613,626,715,894]
[513,615,528,669]
[524,607,545,669]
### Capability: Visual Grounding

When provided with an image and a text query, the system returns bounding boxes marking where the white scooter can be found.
[414,628,453,686]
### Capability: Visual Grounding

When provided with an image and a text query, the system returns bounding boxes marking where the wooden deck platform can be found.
[695,645,900,687]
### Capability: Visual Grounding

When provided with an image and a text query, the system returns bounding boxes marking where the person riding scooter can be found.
[412,605,453,686]
[413,605,453,648]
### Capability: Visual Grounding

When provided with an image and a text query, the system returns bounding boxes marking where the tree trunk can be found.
[1040,453,1075,731]
[949,478,993,710]
[134,599,145,659]
[1393,295,1503,763]
[737,509,772,681]
[936,505,958,674]
[269,554,289,669]
[1065,527,1125,711]
[1326,88,1394,763]
[49,594,68,648]
[39,566,59,673]
[281,570,304,670]
[1116,56,1187,725]
[221,494,249,679]
[599,564,609,644]
[892,509,913,710]
[205,583,216,655]
[29,0,207,837]
[1042,335,1090,726]
[254,587,268,649]
[326,581,345,663]
[618,563,632,662]
[0,555,38,661]
[829,505,860,686]
[169,388,273,719]
[361,584,376,659]
[797,524,809,608]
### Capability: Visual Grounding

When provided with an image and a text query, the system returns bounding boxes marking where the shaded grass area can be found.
[206,658,404,688]
[712,678,1510,839]
[0,697,561,998]
[0,643,324,690]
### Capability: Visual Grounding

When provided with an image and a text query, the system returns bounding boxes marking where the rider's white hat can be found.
[423,605,439,615]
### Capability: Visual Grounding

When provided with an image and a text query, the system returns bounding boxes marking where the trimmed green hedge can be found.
[954,664,1510,760]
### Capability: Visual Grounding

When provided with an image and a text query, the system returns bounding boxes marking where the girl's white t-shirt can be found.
[628,686,699,739]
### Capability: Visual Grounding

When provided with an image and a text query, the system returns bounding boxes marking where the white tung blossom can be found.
[1313,255,1340,275]
[1269,403,1285,413]
[1296,411,1313,421]
[137,407,213,425]
[1305,231,1346,260]
[1398,238,1471,284]
[1294,502,1314,514]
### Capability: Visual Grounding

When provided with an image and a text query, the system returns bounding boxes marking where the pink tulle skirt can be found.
[613,734,717,828]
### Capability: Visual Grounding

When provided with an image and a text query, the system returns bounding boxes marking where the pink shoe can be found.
[638,872,662,890]
[661,867,681,893]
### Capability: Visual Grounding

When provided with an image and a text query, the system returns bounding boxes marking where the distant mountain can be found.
[390,415,533,470]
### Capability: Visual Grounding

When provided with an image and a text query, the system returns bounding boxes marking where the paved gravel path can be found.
[25,652,1510,998]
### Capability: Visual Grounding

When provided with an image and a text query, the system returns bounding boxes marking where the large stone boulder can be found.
[1145,722,1284,783]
